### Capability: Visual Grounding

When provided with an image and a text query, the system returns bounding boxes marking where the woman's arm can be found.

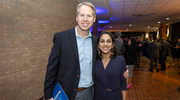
[122,90,126,100]
[120,57,127,100]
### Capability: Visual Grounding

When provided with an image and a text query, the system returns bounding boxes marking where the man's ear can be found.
[93,16,96,22]
[76,16,78,21]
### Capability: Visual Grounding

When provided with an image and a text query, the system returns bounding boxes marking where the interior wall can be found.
[169,22,180,44]
[0,0,78,99]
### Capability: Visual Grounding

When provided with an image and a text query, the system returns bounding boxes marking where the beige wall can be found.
[0,0,78,99]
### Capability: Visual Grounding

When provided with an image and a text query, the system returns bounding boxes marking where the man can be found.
[44,2,97,100]
[148,36,162,72]
[159,37,170,70]
[44,2,128,100]
[114,31,125,55]
[135,36,142,67]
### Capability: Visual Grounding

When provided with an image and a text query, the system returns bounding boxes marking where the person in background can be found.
[159,37,170,70]
[124,38,137,89]
[148,36,162,72]
[44,2,129,100]
[142,38,149,58]
[135,36,143,67]
[94,31,127,100]
[114,31,126,55]
[172,38,180,67]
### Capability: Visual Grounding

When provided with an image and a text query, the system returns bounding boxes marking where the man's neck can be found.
[77,26,89,39]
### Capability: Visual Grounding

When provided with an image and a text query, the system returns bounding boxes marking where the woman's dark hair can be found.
[97,31,118,59]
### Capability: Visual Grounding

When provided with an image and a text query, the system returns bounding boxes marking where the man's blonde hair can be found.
[77,2,96,17]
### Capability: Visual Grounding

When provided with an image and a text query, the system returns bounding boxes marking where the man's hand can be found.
[123,65,129,79]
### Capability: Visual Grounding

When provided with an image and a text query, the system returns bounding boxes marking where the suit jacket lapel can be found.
[92,35,97,77]
[68,28,79,61]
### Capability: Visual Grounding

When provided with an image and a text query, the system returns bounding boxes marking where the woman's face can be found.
[98,34,114,54]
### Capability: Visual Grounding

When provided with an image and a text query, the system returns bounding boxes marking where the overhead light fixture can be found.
[158,21,161,24]
[110,26,112,28]
[95,7,106,15]
[142,3,147,6]
[129,24,132,26]
[110,17,115,20]
[166,17,169,20]
[98,20,110,24]
[148,26,150,28]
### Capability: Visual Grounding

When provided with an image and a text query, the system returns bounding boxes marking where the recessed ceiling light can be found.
[129,24,132,26]
[166,18,169,20]
[158,21,161,24]
[148,26,150,28]
[142,3,147,6]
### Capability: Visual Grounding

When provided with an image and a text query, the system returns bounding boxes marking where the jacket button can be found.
[74,89,77,91]
[77,75,80,78]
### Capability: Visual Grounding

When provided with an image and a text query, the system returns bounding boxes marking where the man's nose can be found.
[83,16,87,21]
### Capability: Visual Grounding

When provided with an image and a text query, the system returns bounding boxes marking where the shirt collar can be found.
[75,26,92,38]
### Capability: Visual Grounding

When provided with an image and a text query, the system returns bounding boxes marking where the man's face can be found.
[76,5,96,31]
[178,39,180,43]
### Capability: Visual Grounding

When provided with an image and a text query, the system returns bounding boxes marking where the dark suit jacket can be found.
[44,28,97,100]
[148,41,162,58]
[160,41,170,57]
[115,38,125,55]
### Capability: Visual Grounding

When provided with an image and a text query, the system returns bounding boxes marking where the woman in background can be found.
[94,31,127,100]
[124,37,137,89]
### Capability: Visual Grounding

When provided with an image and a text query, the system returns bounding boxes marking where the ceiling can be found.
[76,0,180,32]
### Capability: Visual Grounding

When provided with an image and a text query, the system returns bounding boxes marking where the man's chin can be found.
[77,26,90,31]
[81,28,90,31]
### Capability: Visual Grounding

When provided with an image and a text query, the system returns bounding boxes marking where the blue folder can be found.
[53,83,69,100]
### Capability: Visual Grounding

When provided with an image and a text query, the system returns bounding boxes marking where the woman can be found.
[94,31,127,100]
[124,38,137,89]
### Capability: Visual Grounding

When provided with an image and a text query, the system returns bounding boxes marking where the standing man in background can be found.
[135,36,142,67]
[148,36,162,72]
[159,37,170,70]
[114,31,126,55]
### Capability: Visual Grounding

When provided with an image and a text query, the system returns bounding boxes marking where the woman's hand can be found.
[123,65,129,79]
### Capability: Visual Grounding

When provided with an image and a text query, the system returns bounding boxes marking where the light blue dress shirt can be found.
[75,26,93,88]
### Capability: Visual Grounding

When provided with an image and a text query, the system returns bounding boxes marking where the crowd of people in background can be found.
[113,31,180,89]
